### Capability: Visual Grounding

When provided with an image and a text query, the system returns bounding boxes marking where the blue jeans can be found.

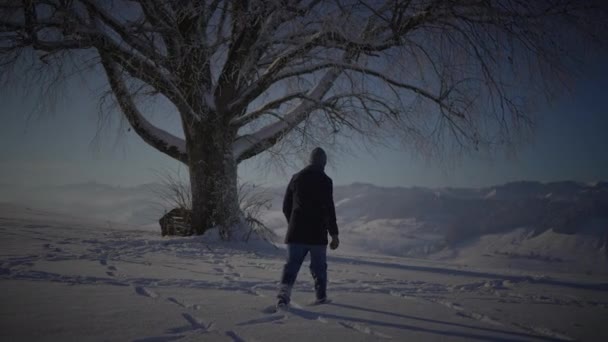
[278,244,327,302]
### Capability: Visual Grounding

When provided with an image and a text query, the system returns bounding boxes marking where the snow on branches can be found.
[1,0,605,163]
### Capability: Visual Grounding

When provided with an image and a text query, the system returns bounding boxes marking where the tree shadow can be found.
[328,255,608,291]
[288,302,562,342]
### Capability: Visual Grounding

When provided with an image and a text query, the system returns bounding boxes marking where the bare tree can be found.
[1,1,605,236]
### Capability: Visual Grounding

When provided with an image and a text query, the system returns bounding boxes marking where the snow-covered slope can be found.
[264,181,608,272]
[1,204,608,341]
[435,226,608,275]
[1,180,606,274]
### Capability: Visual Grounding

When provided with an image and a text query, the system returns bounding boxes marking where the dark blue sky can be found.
[1,53,607,188]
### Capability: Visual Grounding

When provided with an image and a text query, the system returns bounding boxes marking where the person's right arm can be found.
[282,176,294,223]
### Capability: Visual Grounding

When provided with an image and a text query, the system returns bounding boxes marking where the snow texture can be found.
[1,180,606,274]
[1,202,608,341]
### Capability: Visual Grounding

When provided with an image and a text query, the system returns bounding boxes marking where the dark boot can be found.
[276,283,292,308]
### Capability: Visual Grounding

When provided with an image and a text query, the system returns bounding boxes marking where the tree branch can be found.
[226,30,336,114]
[90,28,201,122]
[229,91,305,128]
[233,57,347,163]
[99,51,188,164]
[81,0,168,68]
[273,61,463,118]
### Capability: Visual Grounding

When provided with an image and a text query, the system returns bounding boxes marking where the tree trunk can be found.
[187,121,241,237]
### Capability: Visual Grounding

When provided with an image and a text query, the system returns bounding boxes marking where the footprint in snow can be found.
[135,286,158,298]
[167,297,201,310]
[237,314,287,326]
[225,330,247,342]
[167,297,186,308]
[105,265,118,277]
[181,313,214,331]
[339,321,392,339]
[163,313,214,335]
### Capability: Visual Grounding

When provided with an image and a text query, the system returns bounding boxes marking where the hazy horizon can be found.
[1,46,607,191]
[1,177,606,191]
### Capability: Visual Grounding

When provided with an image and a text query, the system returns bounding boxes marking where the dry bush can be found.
[238,182,277,243]
[153,168,275,242]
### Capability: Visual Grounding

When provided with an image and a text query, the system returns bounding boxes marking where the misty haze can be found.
[2,1,608,341]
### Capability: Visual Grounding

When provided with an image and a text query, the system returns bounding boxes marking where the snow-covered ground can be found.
[1,203,608,341]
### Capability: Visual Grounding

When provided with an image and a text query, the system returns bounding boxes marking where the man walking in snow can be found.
[277,147,339,308]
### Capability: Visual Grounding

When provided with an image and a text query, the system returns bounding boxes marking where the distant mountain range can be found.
[1,180,606,272]
[330,181,608,239]
[1,180,606,233]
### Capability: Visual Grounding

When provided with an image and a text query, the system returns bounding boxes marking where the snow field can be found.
[1,204,608,341]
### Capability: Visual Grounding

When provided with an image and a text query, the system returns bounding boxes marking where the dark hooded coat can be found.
[282,164,339,245]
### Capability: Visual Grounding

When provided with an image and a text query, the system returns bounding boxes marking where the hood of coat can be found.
[308,147,327,170]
